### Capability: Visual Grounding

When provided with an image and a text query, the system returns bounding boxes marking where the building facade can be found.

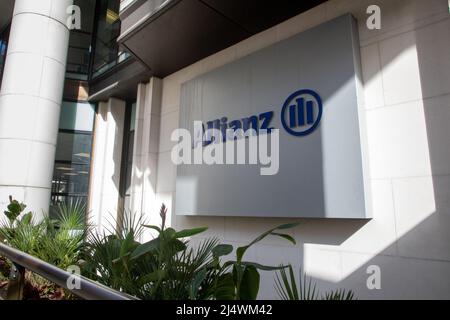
[1,0,450,299]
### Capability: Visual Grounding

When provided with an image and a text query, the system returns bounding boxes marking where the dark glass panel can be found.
[66,0,96,80]
[91,0,130,78]
[52,162,91,196]
[51,100,95,217]
[54,132,93,165]
[0,25,10,87]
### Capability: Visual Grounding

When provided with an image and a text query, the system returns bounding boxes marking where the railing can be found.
[0,242,138,300]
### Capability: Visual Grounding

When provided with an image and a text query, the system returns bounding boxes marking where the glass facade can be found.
[66,0,130,80]
[51,101,95,216]
[54,0,133,215]
[92,0,130,78]
[66,0,97,80]
[0,25,10,88]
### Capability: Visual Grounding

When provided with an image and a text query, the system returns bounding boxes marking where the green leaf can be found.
[189,268,207,299]
[239,266,260,300]
[222,260,236,271]
[162,228,176,240]
[276,223,300,230]
[8,201,23,213]
[139,270,167,285]
[288,265,299,300]
[20,212,33,225]
[241,262,288,271]
[270,232,296,245]
[130,238,160,260]
[112,252,130,265]
[212,244,233,258]
[236,246,249,263]
[276,265,295,300]
[236,223,299,262]
[175,227,208,238]
[323,289,355,300]
[171,238,187,253]
[138,270,167,286]
[275,265,300,300]
[120,231,137,258]
[299,270,318,300]
[4,211,16,222]
[232,264,244,286]
[142,225,161,233]
[214,273,235,300]
[4,199,23,222]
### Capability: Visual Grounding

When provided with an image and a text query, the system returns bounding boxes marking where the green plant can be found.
[129,209,298,300]
[136,236,221,300]
[37,201,87,270]
[0,255,11,281]
[0,197,87,299]
[201,223,299,300]
[0,197,45,254]
[324,289,355,300]
[3,196,31,223]
[274,264,355,300]
[81,210,147,295]
[0,198,87,270]
[84,205,216,299]
[83,205,299,300]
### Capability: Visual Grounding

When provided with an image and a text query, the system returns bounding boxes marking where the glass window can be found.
[51,132,93,215]
[91,0,130,79]
[59,101,96,131]
[0,25,10,88]
[51,101,95,217]
[66,0,96,80]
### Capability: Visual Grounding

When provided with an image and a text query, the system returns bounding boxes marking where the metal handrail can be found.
[0,242,138,300]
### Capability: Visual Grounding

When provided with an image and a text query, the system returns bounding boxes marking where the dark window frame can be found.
[65,0,132,81]
[65,0,99,81]
[0,24,11,88]
[90,0,131,80]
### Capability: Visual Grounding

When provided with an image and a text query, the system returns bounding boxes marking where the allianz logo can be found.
[198,89,323,146]
[171,89,323,176]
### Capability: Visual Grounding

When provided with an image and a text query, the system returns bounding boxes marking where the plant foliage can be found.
[83,205,299,300]
[275,264,355,300]
[0,197,87,270]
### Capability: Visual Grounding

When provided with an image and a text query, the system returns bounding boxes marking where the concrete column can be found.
[0,0,73,218]
[130,78,162,240]
[88,98,126,233]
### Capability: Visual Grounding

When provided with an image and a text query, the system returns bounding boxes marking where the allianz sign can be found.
[198,89,323,146]
[176,14,369,219]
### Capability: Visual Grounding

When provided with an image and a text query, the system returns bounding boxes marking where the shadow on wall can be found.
[89,101,127,232]
[148,1,450,300]
[292,6,450,300]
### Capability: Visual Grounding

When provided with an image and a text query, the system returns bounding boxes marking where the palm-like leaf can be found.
[275,265,319,300]
[324,289,355,300]
[275,265,355,300]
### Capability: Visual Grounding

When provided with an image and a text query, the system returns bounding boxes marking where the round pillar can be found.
[0,0,73,219]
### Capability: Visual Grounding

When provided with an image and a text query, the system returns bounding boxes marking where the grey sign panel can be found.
[175,14,369,219]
